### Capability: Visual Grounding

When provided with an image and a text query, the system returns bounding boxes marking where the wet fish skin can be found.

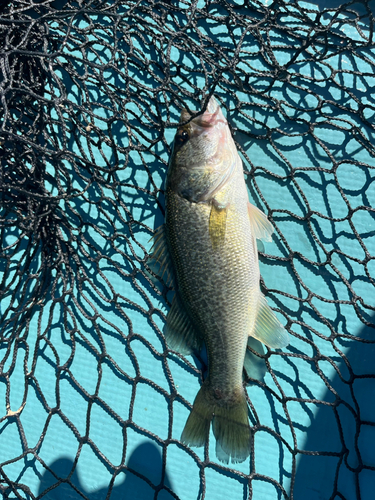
[150,96,289,463]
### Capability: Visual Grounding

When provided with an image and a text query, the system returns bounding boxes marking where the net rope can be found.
[0,1,374,499]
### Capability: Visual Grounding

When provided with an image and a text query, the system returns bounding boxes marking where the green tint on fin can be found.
[181,382,212,449]
[252,294,290,349]
[209,202,227,250]
[164,293,202,354]
[212,390,251,464]
[243,337,267,381]
[148,224,175,288]
[181,381,251,464]
[256,239,265,253]
[247,202,274,242]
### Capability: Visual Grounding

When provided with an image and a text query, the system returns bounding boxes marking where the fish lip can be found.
[180,96,227,129]
[195,106,226,128]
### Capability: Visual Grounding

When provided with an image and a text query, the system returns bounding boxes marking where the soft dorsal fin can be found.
[247,202,274,242]
[164,293,202,354]
[243,337,267,381]
[147,224,175,288]
[251,294,289,349]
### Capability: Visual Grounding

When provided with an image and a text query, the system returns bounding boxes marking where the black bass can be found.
[149,96,289,463]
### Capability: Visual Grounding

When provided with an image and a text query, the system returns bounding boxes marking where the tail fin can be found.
[181,381,251,464]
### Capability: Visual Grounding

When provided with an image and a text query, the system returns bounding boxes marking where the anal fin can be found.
[243,337,267,381]
[164,293,202,355]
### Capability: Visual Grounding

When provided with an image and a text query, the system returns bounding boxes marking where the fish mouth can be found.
[180,96,227,129]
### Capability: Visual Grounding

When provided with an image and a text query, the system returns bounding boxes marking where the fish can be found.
[149,96,289,464]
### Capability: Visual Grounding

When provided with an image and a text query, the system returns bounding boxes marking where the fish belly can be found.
[166,189,259,395]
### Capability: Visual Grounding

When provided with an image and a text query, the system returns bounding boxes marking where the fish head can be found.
[167,96,236,203]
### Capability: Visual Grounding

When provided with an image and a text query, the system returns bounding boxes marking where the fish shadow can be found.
[35,442,174,499]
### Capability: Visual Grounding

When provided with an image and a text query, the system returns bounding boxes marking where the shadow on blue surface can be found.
[37,441,174,499]
[294,312,375,500]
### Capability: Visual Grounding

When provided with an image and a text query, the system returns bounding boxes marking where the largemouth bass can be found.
[149,96,289,463]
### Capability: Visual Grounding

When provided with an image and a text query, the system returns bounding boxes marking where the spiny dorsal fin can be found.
[247,202,273,242]
[147,224,175,288]
[252,294,289,349]
[164,293,202,354]
[209,202,228,250]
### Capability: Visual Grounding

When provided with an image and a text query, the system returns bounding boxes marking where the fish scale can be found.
[149,96,289,463]
[167,191,254,360]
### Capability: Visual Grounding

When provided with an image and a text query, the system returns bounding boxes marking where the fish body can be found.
[149,96,289,463]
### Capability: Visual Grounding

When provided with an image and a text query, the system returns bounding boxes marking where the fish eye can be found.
[175,130,189,146]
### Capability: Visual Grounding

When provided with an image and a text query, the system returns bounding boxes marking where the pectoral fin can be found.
[209,202,228,250]
[164,293,202,354]
[247,202,274,242]
[251,294,289,349]
[243,337,267,381]
[147,224,175,288]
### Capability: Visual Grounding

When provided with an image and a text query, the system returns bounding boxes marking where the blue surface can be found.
[1,1,375,499]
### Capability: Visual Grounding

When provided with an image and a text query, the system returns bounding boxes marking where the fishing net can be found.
[0,0,374,498]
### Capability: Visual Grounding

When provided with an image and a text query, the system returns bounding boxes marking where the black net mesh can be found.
[0,1,374,499]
